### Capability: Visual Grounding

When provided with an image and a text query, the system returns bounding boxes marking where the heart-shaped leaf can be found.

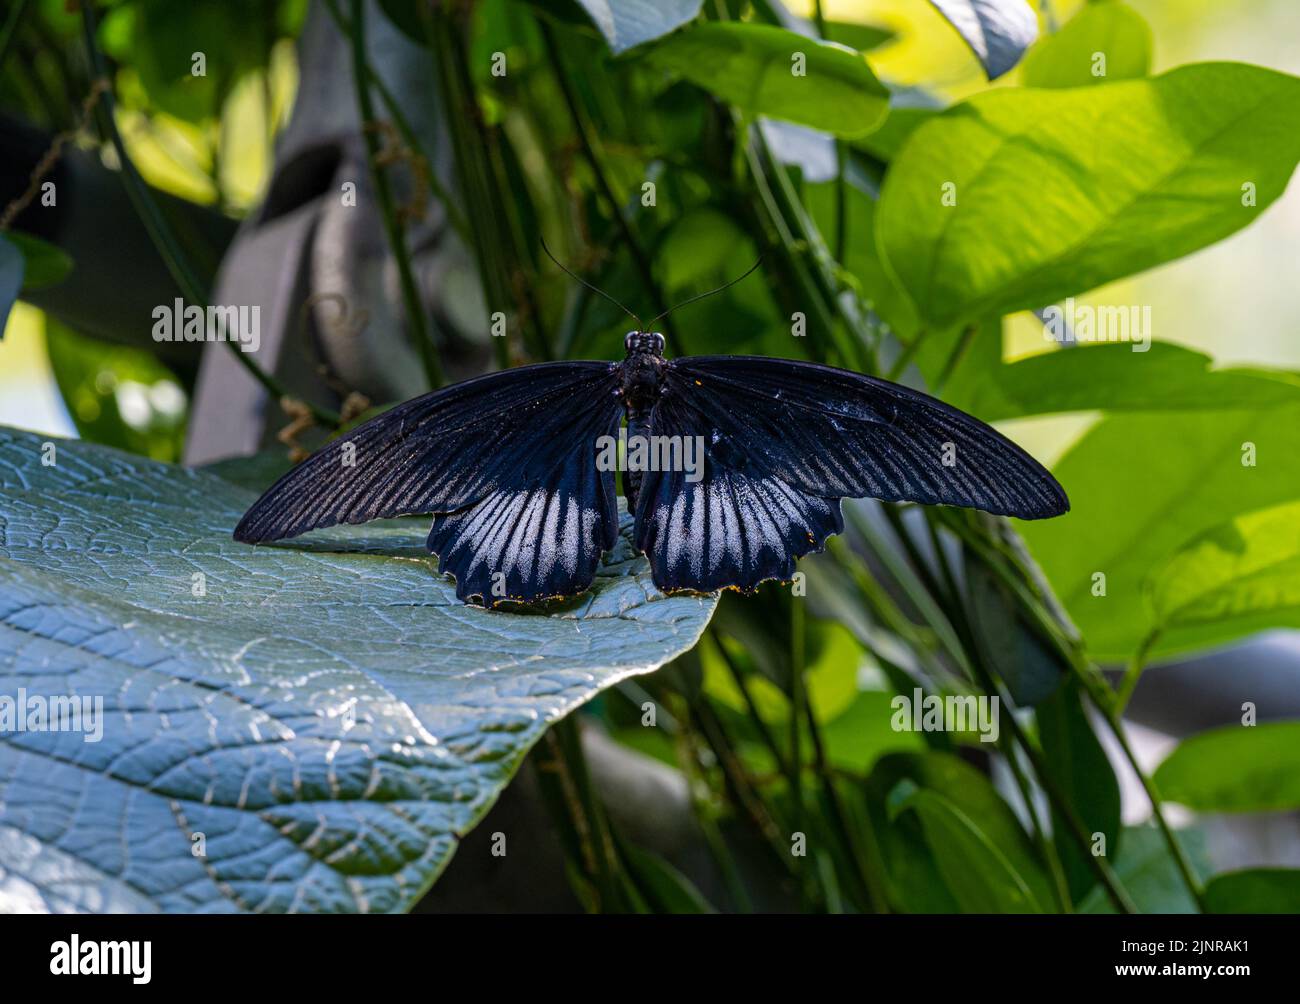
[0,427,716,912]
[878,63,1300,331]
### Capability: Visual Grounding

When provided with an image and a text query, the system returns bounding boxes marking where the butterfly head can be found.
[624,331,666,357]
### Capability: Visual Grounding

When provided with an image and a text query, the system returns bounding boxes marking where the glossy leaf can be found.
[0,426,716,913]
[1154,722,1300,813]
[1021,0,1152,89]
[878,63,1300,331]
[646,23,890,138]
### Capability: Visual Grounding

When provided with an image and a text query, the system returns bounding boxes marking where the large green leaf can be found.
[878,63,1300,331]
[1020,0,1151,89]
[1020,405,1300,661]
[1154,722,1300,813]
[1146,500,1300,646]
[646,23,890,138]
[947,342,1300,422]
[1205,869,1300,914]
[0,426,716,912]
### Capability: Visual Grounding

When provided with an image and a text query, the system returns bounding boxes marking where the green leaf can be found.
[878,63,1300,332]
[1021,1,1152,89]
[1038,679,1120,903]
[929,0,1038,80]
[620,842,716,913]
[1020,405,1300,661]
[868,752,1055,912]
[1154,722,1300,813]
[1147,500,1300,644]
[0,426,716,912]
[965,550,1066,706]
[646,23,890,138]
[1080,825,1210,913]
[3,231,73,291]
[46,318,188,463]
[822,20,896,53]
[820,690,924,773]
[1205,869,1300,914]
[947,342,1300,422]
[890,782,1046,913]
[852,105,939,163]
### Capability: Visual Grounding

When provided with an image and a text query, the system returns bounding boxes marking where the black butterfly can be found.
[234,331,1068,607]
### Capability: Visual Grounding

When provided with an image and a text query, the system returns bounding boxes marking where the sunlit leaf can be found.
[1021,0,1151,89]
[878,63,1300,331]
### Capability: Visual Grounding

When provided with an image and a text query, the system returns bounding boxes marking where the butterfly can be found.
[234,328,1068,607]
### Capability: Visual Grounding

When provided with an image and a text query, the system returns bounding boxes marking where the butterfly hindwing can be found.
[634,390,844,593]
[234,361,624,604]
[426,389,621,605]
[665,356,1068,519]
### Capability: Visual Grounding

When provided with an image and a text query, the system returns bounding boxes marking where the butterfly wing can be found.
[632,388,845,593]
[234,361,625,605]
[664,356,1068,518]
[633,355,1067,594]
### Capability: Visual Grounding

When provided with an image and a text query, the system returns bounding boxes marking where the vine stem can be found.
[79,3,339,428]
[944,512,1207,912]
[320,0,468,238]
[348,0,443,390]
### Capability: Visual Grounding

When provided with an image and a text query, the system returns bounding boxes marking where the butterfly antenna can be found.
[645,256,763,328]
[539,236,643,328]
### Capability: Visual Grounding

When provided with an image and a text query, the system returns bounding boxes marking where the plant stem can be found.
[80,4,339,428]
[348,0,443,390]
[320,0,467,238]
[0,0,31,77]
[537,18,683,354]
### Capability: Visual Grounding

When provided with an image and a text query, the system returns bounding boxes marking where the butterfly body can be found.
[235,335,1067,608]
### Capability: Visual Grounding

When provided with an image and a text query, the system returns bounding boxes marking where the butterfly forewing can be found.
[234,360,624,605]
[664,355,1068,519]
